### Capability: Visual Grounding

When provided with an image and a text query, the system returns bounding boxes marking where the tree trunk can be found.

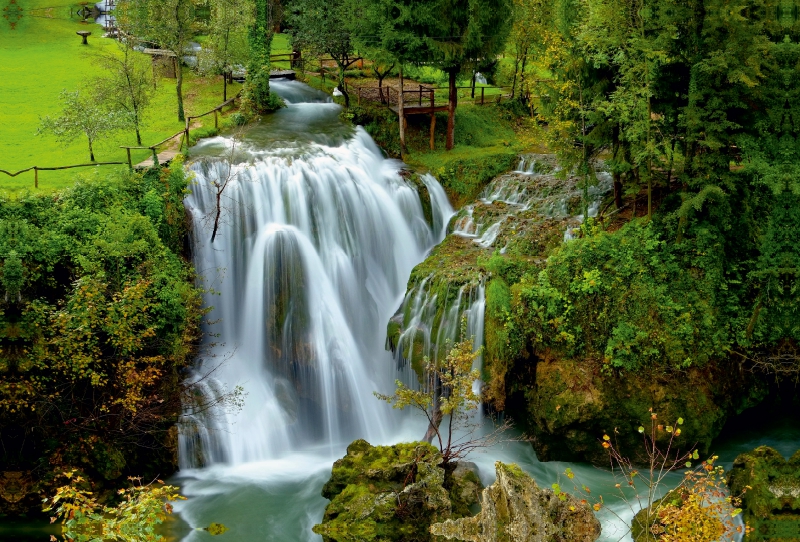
[223,72,228,102]
[339,65,350,108]
[612,127,622,209]
[211,191,222,243]
[176,60,185,122]
[88,138,95,162]
[446,69,457,151]
[471,71,476,98]
[399,66,407,157]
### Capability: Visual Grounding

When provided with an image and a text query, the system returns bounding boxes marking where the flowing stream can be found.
[164,80,800,542]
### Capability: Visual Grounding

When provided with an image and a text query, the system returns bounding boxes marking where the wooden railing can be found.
[120,91,241,169]
[0,162,126,188]
[343,81,514,109]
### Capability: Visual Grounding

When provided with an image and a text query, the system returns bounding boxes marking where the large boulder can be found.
[519,355,766,465]
[430,461,601,542]
[726,446,800,540]
[314,439,480,542]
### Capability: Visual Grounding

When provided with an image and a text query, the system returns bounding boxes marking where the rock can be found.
[430,461,601,542]
[519,355,766,465]
[314,440,479,542]
[726,446,800,538]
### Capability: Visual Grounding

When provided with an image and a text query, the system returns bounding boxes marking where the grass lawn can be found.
[0,1,259,194]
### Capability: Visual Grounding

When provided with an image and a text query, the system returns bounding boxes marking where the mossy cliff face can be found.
[390,157,772,466]
[726,446,800,540]
[314,440,481,542]
[431,461,601,542]
[522,355,766,464]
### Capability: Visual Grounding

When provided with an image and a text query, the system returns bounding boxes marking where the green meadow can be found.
[0,0,254,193]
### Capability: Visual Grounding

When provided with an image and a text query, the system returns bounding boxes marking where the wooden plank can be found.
[389,105,448,115]
[134,150,179,169]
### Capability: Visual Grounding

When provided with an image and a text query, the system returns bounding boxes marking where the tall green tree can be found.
[37,90,130,162]
[200,0,252,101]
[94,39,156,145]
[117,0,197,122]
[349,0,512,149]
[246,0,276,112]
[289,0,362,107]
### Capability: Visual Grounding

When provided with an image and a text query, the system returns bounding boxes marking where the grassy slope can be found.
[0,2,254,193]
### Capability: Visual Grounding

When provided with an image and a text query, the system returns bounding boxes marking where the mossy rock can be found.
[315,440,479,542]
[726,446,800,540]
[431,461,601,541]
[518,356,768,465]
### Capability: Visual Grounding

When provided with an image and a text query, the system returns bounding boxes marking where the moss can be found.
[410,148,519,207]
[521,356,768,465]
[727,446,800,539]
[315,440,473,542]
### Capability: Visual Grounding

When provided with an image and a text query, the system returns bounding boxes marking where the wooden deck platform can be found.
[389,104,449,116]
[135,150,179,169]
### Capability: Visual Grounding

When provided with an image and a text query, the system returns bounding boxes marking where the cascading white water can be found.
[179,80,454,468]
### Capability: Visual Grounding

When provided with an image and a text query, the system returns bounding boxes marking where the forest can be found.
[1,0,799,540]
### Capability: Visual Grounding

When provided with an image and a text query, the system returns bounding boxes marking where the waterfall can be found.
[179,80,454,468]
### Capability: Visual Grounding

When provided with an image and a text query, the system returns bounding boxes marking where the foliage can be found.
[117,0,199,121]
[37,90,131,162]
[0,166,202,504]
[44,471,185,542]
[348,0,514,148]
[244,0,275,113]
[198,0,252,102]
[376,328,511,465]
[509,219,737,371]
[93,40,156,146]
[559,413,749,541]
[289,0,361,107]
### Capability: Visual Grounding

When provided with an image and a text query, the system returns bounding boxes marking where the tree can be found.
[349,0,512,150]
[290,0,362,107]
[45,472,185,542]
[245,0,276,112]
[94,38,156,146]
[375,330,511,466]
[117,0,197,122]
[199,0,251,102]
[37,90,130,162]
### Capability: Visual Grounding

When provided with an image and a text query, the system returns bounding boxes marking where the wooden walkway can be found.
[134,150,179,169]
[389,104,448,116]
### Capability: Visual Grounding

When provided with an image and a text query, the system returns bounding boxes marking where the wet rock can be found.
[521,356,766,465]
[314,440,479,542]
[727,446,800,539]
[430,461,601,542]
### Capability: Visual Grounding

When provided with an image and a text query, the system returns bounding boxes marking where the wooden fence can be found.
[120,91,241,169]
[1,93,242,189]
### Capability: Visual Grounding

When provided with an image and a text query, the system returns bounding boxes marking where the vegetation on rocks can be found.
[0,165,202,512]
[314,439,481,542]
[726,446,800,541]
[431,461,601,542]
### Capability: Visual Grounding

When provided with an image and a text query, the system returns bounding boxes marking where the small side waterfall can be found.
[179,80,454,468]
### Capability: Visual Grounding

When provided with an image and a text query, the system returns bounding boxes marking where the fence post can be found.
[126,148,132,169]
[184,117,191,157]
[151,148,159,168]
[34,167,38,188]
[419,85,423,106]
[481,87,485,105]
[214,109,219,130]
[429,90,436,151]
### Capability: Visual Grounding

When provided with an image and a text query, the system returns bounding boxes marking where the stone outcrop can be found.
[522,356,766,465]
[726,446,800,540]
[314,439,481,542]
[430,461,601,542]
